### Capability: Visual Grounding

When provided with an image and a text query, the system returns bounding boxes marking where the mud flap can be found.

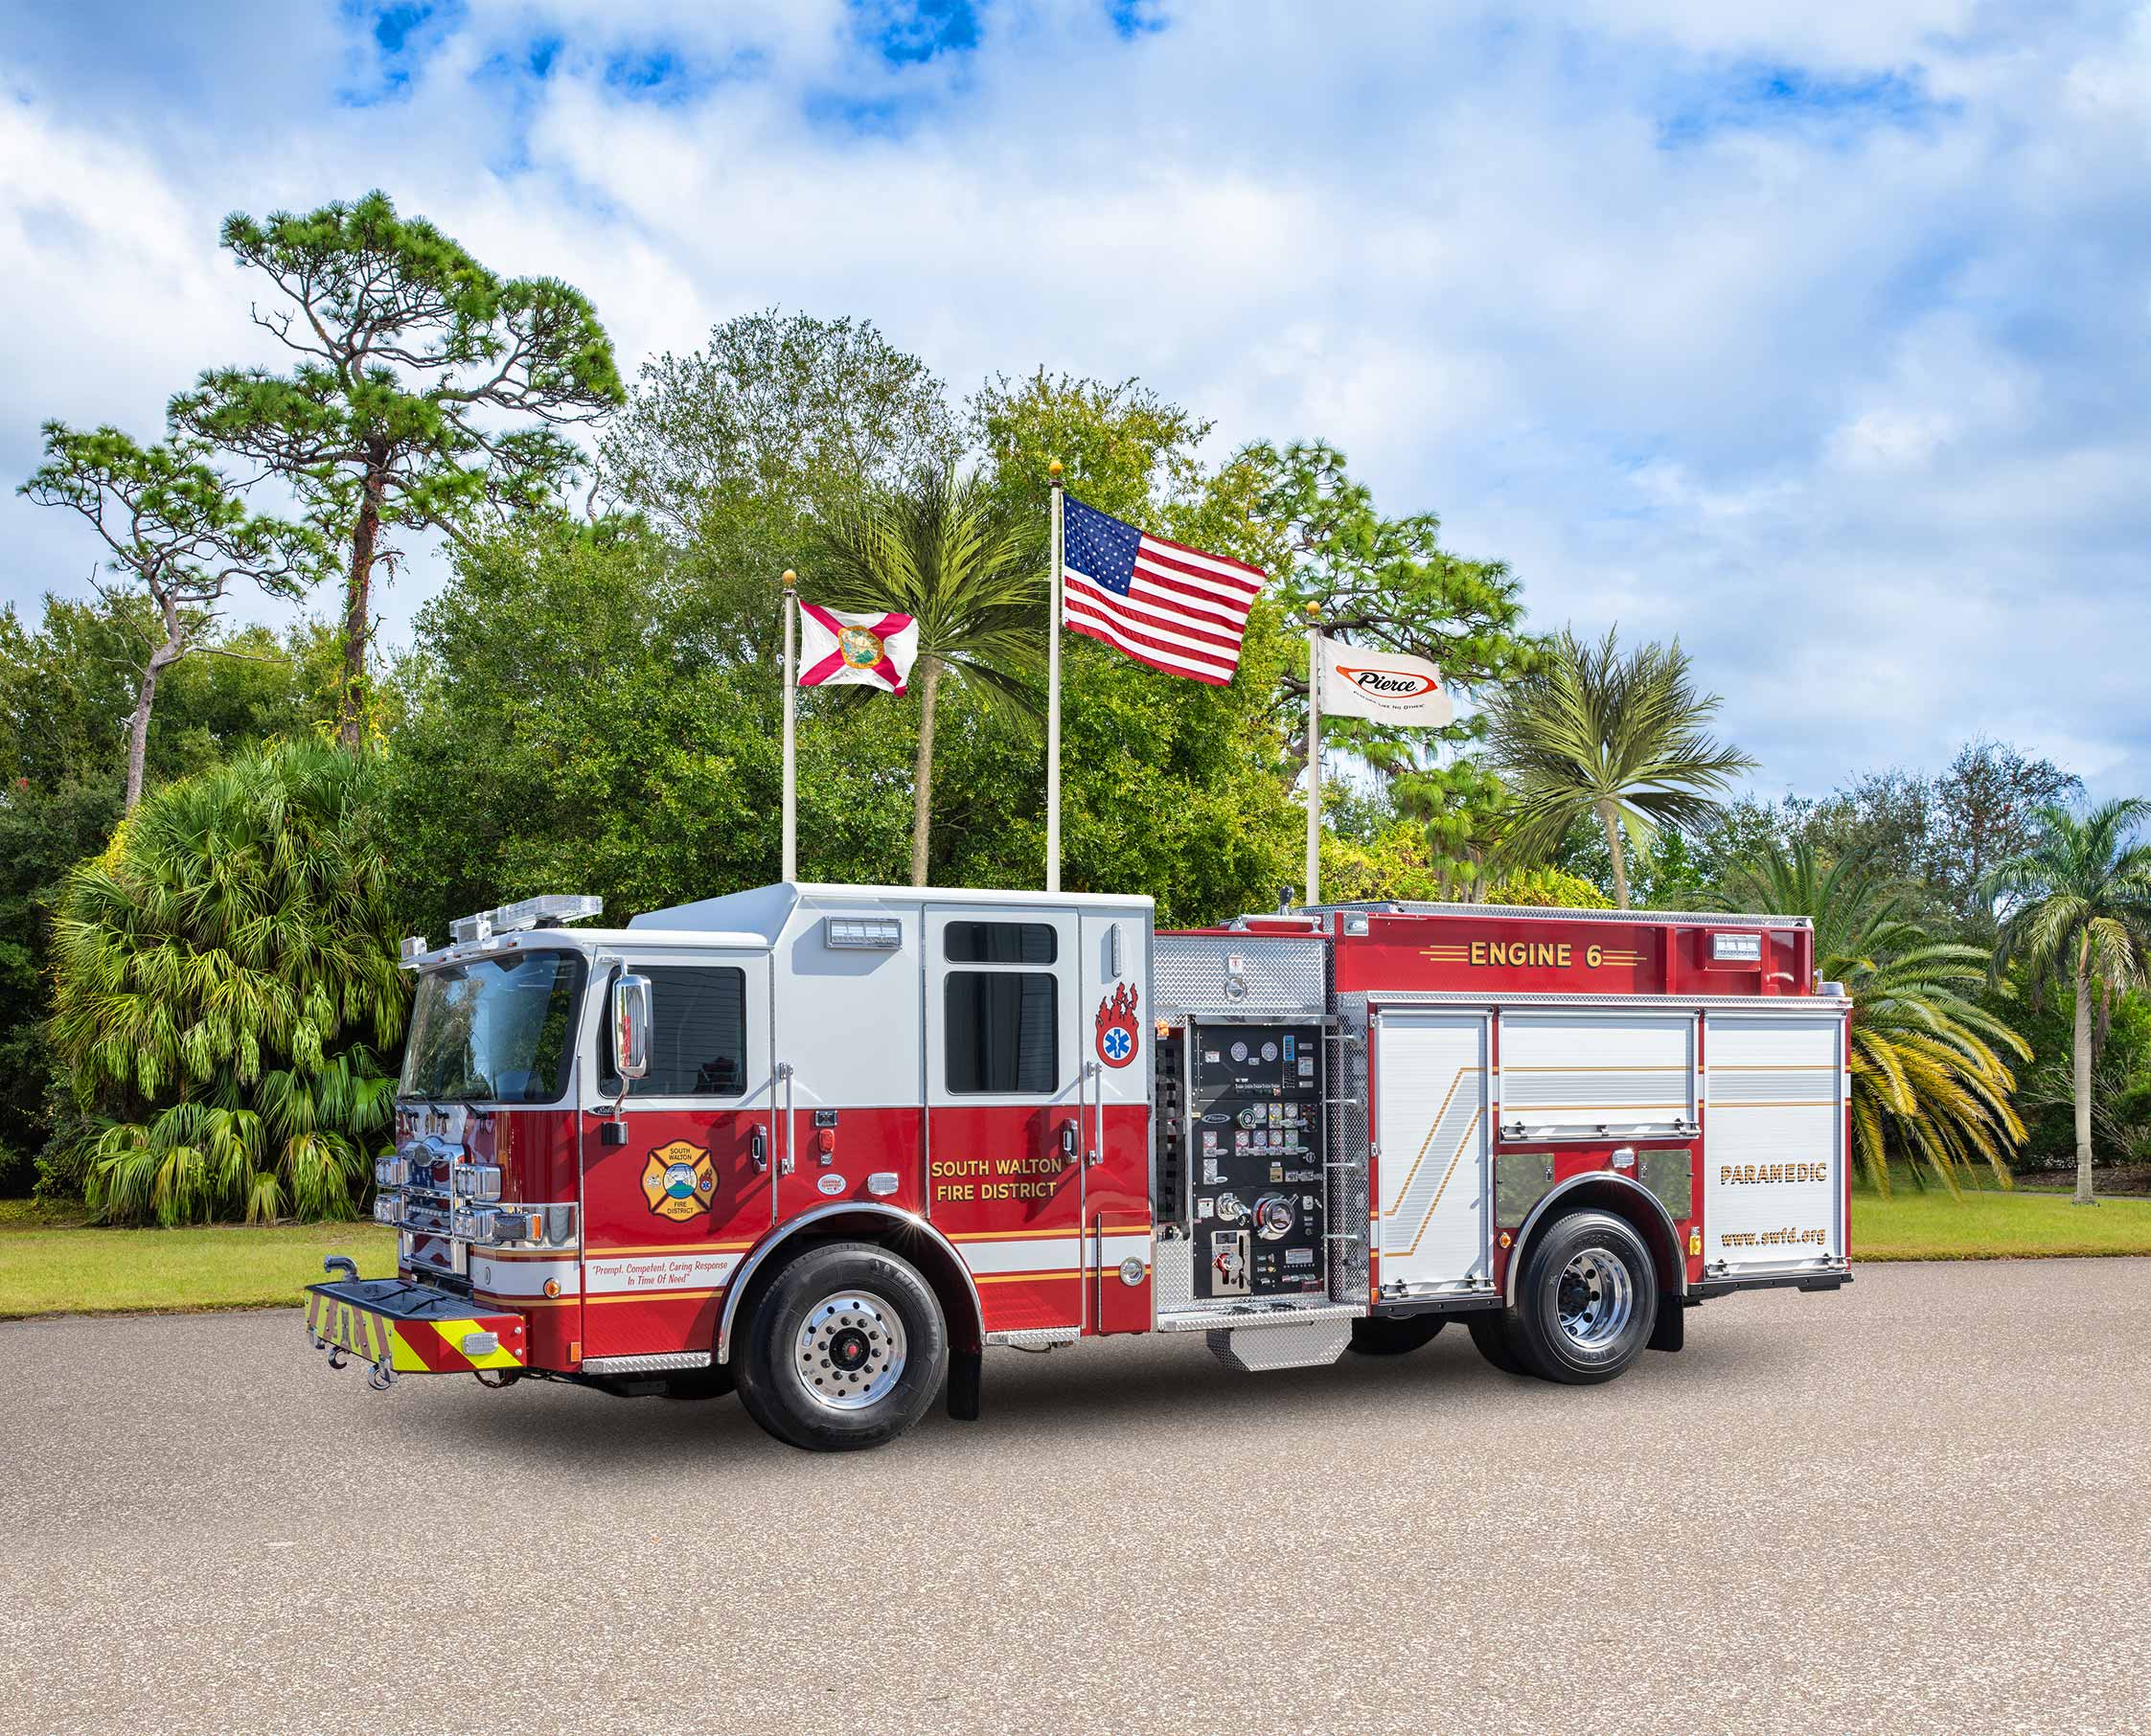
[1648,1295,1685,1353]
[947,1350,982,1421]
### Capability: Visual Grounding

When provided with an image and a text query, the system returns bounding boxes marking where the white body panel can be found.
[1499,1012,1696,1138]
[1703,1013,1845,1268]
[1373,1011,1490,1291]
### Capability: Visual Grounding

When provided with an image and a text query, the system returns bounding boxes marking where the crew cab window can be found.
[617,965,748,1097]
[945,972,1058,1094]
[945,922,1057,965]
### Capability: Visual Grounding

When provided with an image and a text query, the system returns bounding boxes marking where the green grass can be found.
[0,1210,397,1319]
[1854,1177,2151,1261]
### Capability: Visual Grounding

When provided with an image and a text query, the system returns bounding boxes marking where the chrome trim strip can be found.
[714,1202,984,1364]
[1504,1170,1688,1305]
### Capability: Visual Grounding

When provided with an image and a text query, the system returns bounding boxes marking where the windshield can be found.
[400,950,587,1104]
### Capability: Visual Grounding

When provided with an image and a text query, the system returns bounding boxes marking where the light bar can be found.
[825,916,902,951]
[446,894,603,948]
[491,894,602,932]
[1711,931,1763,962]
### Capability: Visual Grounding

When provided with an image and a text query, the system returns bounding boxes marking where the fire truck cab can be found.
[306,881,1852,1450]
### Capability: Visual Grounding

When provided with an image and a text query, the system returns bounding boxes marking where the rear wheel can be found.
[1348,1314,1446,1356]
[734,1242,947,1450]
[1509,1211,1657,1385]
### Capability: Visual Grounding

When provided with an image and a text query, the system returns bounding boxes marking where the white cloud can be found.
[1,0,2147,805]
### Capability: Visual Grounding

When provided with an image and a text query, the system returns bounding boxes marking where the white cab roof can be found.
[628,880,1154,947]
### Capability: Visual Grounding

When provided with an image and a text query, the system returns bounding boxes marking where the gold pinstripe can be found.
[1381,1065,1471,1217]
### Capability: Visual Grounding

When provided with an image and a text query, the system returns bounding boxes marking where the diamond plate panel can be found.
[1641,1146,1695,1219]
[1495,1151,1557,1225]
[1154,934,1327,1018]
[1207,1317,1352,1371]
[1151,1234,1195,1313]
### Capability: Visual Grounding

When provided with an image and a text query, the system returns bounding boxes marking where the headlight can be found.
[372,1195,400,1225]
[451,1165,504,1200]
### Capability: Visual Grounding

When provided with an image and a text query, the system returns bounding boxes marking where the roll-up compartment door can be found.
[1373,1012,1489,1292]
[1499,1013,1695,1139]
[1703,1013,1845,1268]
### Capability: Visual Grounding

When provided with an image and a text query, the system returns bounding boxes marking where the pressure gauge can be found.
[1229,1040,1248,1063]
[1260,1040,1279,1062]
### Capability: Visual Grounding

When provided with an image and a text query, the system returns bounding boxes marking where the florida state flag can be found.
[796,605,920,694]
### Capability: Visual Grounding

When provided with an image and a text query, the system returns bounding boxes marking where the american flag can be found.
[1061,493,1265,685]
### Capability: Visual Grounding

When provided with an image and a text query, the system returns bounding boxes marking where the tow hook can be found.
[326,1346,350,1371]
[368,1360,397,1392]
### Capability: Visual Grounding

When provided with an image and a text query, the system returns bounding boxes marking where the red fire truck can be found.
[306,882,1852,1450]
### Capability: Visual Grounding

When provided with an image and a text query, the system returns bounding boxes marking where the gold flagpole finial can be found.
[1047,458,1063,481]
[1306,602,1321,621]
[782,569,796,590]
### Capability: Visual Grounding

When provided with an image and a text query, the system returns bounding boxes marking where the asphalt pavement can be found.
[4,1259,2147,1736]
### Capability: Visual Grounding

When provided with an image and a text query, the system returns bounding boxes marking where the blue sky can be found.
[3,0,2148,802]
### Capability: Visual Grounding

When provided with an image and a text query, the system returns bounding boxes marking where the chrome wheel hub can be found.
[1555,1248,1634,1351]
[795,1291,907,1411]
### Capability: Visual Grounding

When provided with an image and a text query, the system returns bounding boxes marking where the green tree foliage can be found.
[0,599,336,1193]
[1986,801,2151,1204]
[812,468,1043,884]
[1243,441,1537,895]
[1713,840,2027,1195]
[171,190,625,748]
[601,310,958,648]
[18,423,319,809]
[1485,627,1756,908]
[387,519,920,946]
[48,742,405,1223]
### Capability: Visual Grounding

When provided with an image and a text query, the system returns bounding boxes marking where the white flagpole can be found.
[1046,459,1064,894]
[781,569,798,883]
[1304,603,1322,909]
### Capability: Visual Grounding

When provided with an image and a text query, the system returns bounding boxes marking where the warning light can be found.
[543,1279,561,1298]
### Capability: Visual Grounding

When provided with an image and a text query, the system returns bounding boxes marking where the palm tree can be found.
[812,468,1044,885]
[49,741,405,1223]
[1483,627,1754,908]
[1984,800,2151,1205]
[1713,840,2027,1195]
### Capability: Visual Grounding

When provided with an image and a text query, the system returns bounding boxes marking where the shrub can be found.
[49,742,405,1223]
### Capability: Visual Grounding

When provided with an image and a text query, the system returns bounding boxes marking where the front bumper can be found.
[305,1277,528,1379]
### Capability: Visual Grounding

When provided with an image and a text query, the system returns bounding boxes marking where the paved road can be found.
[4,1260,2147,1736]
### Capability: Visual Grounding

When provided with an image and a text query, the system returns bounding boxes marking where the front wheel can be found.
[1509,1211,1657,1385]
[734,1242,948,1451]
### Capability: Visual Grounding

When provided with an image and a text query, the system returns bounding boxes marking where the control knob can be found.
[1253,1194,1296,1241]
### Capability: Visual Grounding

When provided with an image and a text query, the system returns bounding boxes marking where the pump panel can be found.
[1185,1023,1326,1300]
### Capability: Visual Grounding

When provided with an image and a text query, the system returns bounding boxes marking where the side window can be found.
[945,922,1058,965]
[624,965,748,1097]
[945,972,1058,1094]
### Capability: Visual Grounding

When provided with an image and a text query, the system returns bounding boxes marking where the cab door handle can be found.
[750,1126,768,1175]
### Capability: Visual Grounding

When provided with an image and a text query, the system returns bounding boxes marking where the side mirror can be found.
[611,973,652,1082]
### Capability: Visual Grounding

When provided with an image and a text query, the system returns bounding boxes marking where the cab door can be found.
[579,950,773,1360]
[924,906,1083,1335]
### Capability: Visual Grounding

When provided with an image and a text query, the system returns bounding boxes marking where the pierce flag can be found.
[1316,636,1453,727]
[797,605,920,694]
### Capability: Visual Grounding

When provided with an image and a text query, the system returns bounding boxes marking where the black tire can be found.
[1347,1314,1447,1356]
[734,1242,947,1450]
[1467,1309,1530,1375]
[1509,1210,1658,1385]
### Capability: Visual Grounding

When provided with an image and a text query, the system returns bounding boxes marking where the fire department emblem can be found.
[641,1140,716,1222]
[1094,982,1140,1069]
